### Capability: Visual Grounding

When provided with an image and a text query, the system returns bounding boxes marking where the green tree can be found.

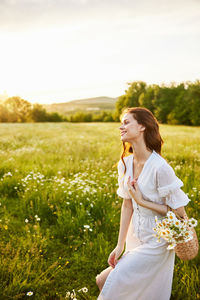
[115,81,147,119]
[188,80,200,125]
[48,112,63,122]
[31,104,48,122]
[0,105,10,122]
[167,83,192,125]
[138,85,158,113]
[153,84,179,123]
[4,96,32,122]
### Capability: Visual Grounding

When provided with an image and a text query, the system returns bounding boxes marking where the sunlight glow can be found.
[0,1,200,103]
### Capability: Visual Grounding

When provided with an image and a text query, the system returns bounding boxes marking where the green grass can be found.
[0,123,199,299]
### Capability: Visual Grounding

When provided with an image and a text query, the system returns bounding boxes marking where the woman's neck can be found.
[131,141,152,164]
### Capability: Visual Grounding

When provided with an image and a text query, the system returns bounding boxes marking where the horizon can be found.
[0,0,200,104]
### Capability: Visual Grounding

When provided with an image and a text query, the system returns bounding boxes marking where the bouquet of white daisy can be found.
[153,211,198,252]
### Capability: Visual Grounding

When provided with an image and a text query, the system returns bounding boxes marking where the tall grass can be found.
[0,123,199,299]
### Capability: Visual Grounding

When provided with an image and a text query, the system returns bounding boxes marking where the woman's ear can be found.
[139,125,145,132]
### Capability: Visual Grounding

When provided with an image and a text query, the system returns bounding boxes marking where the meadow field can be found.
[0,122,199,299]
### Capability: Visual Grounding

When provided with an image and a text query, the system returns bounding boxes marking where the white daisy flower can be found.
[26,291,33,296]
[188,218,198,227]
[166,211,176,222]
[65,291,70,298]
[174,219,181,227]
[167,244,176,250]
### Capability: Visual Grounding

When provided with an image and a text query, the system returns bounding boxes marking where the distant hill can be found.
[43,96,118,116]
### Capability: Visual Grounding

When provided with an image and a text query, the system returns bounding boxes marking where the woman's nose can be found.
[119,125,124,130]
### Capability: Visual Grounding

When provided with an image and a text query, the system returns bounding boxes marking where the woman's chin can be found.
[121,136,128,142]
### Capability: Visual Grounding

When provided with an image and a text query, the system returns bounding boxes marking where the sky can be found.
[0,0,200,104]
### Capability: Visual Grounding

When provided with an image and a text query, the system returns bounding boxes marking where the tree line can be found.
[0,97,115,123]
[0,97,64,122]
[115,80,200,125]
[0,80,200,124]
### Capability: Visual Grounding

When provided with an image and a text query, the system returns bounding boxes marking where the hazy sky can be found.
[0,0,200,104]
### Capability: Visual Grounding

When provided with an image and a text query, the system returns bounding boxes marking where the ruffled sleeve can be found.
[157,163,190,209]
[117,159,131,199]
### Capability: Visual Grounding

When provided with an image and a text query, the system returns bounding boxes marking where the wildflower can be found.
[160,229,167,237]
[82,287,88,293]
[188,218,198,227]
[4,225,8,230]
[167,244,176,250]
[153,212,197,250]
[26,291,33,296]
[167,211,176,222]
[66,291,70,298]
[174,219,181,227]
[83,225,90,229]
[25,219,29,223]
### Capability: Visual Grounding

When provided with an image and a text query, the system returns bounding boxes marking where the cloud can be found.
[0,0,200,32]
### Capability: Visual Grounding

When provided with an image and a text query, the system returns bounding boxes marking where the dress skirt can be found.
[97,204,175,300]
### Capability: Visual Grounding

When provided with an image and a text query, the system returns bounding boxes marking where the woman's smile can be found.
[120,130,127,136]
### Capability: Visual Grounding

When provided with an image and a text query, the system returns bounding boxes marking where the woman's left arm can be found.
[140,199,186,217]
[127,176,168,216]
[137,197,168,216]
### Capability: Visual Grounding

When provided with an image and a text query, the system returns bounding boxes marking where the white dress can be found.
[98,150,190,300]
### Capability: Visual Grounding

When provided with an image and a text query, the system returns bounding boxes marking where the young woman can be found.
[96,107,190,300]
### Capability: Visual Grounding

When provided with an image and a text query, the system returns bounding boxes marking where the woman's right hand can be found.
[108,245,124,268]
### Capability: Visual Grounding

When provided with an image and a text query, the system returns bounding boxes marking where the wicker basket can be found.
[168,207,199,260]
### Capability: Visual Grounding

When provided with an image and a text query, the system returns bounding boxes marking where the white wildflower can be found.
[26,291,33,296]
[66,291,70,298]
[188,218,198,227]
[167,244,176,250]
[82,287,88,293]
[83,225,90,229]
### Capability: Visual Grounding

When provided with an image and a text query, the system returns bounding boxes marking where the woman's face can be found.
[119,113,145,143]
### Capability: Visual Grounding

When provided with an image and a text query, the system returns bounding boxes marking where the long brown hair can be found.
[120,107,163,173]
